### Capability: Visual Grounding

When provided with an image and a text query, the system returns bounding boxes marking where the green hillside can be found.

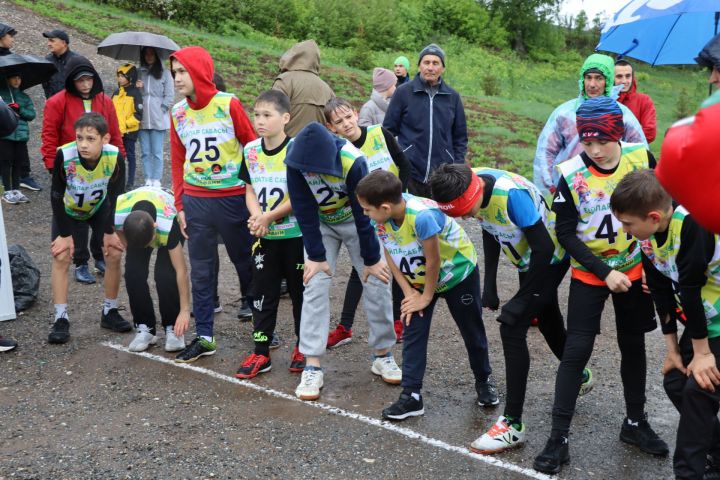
[15,0,710,178]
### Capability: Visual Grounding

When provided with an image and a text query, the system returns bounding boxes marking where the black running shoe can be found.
[237,299,252,321]
[476,377,500,406]
[619,415,669,456]
[533,436,570,474]
[382,391,424,421]
[101,308,133,332]
[175,337,217,363]
[0,336,18,352]
[48,318,70,344]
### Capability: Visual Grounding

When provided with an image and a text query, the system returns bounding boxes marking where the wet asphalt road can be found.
[0,2,678,478]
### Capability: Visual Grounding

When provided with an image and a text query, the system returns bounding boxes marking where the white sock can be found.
[411,392,421,401]
[200,335,213,343]
[103,298,118,315]
[54,304,68,321]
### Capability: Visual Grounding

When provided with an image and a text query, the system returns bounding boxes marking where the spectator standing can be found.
[0,23,16,56]
[394,56,410,86]
[137,47,174,187]
[383,43,467,198]
[359,68,396,127]
[615,60,657,144]
[272,40,334,137]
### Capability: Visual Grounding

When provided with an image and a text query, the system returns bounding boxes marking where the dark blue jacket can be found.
[383,74,467,184]
[285,122,381,265]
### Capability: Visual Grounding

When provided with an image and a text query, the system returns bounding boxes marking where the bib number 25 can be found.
[188,137,220,163]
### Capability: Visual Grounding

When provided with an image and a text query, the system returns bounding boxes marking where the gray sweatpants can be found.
[299,219,396,357]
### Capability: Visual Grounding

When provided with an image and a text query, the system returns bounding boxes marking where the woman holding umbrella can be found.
[137,47,174,187]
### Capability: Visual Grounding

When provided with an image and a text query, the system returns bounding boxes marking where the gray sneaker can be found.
[165,326,186,352]
[129,324,157,352]
[1,191,17,204]
[13,190,29,203]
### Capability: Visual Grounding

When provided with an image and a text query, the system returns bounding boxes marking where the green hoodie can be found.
[578,53,614,99]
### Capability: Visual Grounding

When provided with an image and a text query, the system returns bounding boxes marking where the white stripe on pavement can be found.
[103,341,555,480]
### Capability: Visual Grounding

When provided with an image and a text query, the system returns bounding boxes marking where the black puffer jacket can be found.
[42,48,79,99]
[696,32,720,69]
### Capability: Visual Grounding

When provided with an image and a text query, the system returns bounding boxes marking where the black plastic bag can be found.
[8,245,40,311]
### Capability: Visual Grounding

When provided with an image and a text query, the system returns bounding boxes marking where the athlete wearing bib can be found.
[285,123,399,402]
[113,186,189,353]
[534,97,667,476]
[168,47,257,363]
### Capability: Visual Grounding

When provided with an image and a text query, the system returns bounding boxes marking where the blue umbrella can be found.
[596,0,720,65]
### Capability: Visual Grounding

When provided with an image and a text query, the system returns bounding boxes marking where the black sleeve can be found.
[102,154,126,234]
[381,127,411,190]
[642,252,679,335]
[166,219,182,250]
[238,151,251,183]
[677,215,716,339]
[481,229,501,309]
[552,177,613,280]
[497,221,555,324]
[647,150,657,169]
[50,150,74,237]
[131,90,143,122]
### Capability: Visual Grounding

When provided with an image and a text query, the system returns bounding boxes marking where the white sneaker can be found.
[165,326,185,352]
[144,179,152,187]
[13,190,29,203]
[128,324,158,352]
[152,180,162,188]
[1,191,17,204]
[371,354,402,385]
[295,368,324,400]
[470,416,526,454]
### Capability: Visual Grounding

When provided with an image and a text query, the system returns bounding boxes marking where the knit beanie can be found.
[418,44,445,66]
[393,56,410,71]
[576,96,624,142]
[373,68,396,92]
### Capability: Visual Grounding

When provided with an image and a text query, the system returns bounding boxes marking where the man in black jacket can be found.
[383,43,468,197]
[41,30,77,100]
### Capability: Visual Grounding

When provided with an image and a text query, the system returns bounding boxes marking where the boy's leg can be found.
[533,261,569,360]
[183,195,220,338]
[443,266,493,384]
[673,337,720,479]
[71,222,92,269]
[215,195,253,301]
[0,139,13,191]
[154,246,180,329]
[248,238,283,356]
[13,142,27,191]
[282,237,306,343]
[50,216,72,306]
[550,279,607,438]
[340,220,396,352]
[124,245,156,331]
[123,134,137,188]
[338,267,362,329]
[399,301,438,392]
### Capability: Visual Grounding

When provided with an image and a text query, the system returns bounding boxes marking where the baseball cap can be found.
[43,29,70,43]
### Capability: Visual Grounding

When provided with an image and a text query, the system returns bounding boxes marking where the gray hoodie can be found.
[359,89,389,127]
[138,65,174,130]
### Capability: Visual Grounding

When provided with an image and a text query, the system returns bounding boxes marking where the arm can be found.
[0,98,17,137]
[382,127,411,190]
[103,96,126,158]
[640,96,657,144]
[346,160,381,266]
[41,95,62,170]
[102,153,126,234]
[401,235,440,320]
[482,229,501,309]
[131,90,144,123]
[620,105,648,147]
[533,107,566,193]
[168,240,192,335]
[358,103,373,128]
[18,93,36,122]
[451,94,468,163]
[161,70,175,113]
[230,97,257,146]
[50,150,74,237]
[286,163,325,262]
[642,252,679,335]
[552,177,613,281]
[169,124,186,211]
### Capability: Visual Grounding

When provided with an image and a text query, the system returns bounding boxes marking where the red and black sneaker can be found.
[394,319,404,343]
[327,325,352,348]
[289,346,306,373]
[235,353,271,379]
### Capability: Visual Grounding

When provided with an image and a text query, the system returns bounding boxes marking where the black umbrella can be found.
[97,32,180,61]
[0,53,57,91]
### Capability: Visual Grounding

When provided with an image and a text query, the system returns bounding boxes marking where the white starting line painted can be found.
[103,341,555,480]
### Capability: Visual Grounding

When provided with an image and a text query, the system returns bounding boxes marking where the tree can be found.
[484,0,562,54]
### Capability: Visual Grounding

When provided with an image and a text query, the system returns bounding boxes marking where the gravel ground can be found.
[0,2,678,479]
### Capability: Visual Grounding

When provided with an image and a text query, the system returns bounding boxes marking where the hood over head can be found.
[64,55,103,97]
[696,32,720,70]
[170,46,218,109]
[578,53,614,98]
[279,40,321,74]
[117,63,138,85]
[284,122,346,177]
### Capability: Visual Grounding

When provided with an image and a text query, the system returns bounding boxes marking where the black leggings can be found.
[500,261,568,418]
[0,139,27,191]
[550,278,655,437]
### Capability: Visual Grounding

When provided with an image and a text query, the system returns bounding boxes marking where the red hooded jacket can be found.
[658,96,720,233]
[169,46,257,211]
[41,55,125,170]
[617,77,657,143]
